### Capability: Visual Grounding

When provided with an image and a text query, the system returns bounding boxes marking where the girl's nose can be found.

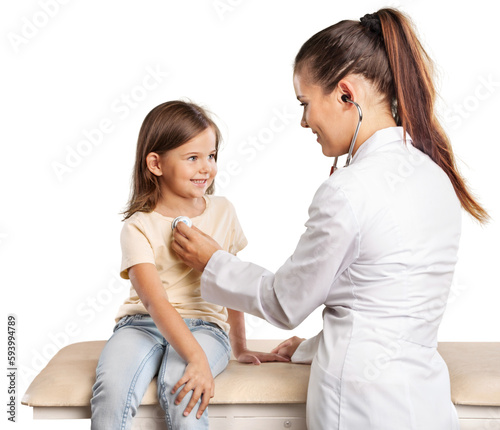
[200,159,211,173]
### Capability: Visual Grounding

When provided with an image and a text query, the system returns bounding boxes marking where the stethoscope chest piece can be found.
[171,216,193,230]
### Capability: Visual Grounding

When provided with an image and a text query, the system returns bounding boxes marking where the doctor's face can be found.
[293,72,352,157]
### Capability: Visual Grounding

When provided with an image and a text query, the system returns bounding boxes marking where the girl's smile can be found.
[191,179,208,187]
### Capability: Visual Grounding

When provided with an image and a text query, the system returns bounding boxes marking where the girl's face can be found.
[156,127,217,201]
[293,72,352,157]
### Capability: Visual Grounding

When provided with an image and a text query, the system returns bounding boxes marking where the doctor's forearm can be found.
[202,251,296,329]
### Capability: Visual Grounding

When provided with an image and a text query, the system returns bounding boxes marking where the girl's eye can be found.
[188,156,197,161]
[208,154,216,160]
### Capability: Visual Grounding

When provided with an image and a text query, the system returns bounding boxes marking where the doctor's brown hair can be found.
[122,100,221,220]
[294,8,489,224]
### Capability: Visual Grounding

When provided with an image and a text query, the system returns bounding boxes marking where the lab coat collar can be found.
[351,126,412,164]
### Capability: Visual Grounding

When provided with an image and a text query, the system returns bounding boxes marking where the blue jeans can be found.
[91,315,231,430]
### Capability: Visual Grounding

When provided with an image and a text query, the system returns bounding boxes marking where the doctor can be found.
[172,8,489,430]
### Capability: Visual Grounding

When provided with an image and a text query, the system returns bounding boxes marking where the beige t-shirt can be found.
[117,195,247,332]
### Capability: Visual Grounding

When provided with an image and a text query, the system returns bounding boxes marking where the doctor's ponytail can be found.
[377,9,488,223]
[294,8,489,224]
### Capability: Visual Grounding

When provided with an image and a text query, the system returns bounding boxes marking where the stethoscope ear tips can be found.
[341,94,349,103]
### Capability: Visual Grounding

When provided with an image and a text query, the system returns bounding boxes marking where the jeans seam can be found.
[120,343,163,430]
[159,343,173,429]
[192,326,230,354]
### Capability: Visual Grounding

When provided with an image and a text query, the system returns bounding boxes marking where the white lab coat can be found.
[202,127,461,430]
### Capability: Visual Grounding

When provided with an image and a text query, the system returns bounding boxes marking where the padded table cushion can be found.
[438,342,500,406]
[22,340,500,408]
[22,339,310,407]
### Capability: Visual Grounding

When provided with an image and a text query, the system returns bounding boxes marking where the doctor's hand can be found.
[271,336,306,360]
[171,221,222,272]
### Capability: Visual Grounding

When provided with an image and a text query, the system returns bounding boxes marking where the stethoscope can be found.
[330,95,363,175]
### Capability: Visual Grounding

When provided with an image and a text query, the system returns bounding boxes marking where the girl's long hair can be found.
[122,100,221,220]
[294,8,489,223]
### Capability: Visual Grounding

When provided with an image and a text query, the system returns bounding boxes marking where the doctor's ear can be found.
[337,80,356,104]
[146,152,163,176]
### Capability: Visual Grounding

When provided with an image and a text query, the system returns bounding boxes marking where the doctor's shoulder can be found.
[310,168,361,215]
[325,163,366,194]
[320,160,392,216]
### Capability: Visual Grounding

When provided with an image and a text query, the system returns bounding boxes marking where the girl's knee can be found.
[157,375,208,429]
[161,394,209,430]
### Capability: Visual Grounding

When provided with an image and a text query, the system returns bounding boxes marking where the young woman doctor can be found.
[172,8,489,430]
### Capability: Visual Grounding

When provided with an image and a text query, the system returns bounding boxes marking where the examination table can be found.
[22,340,500,429]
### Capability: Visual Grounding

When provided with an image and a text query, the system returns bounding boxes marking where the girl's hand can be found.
[235,349,290,365]
[270,336,306,360]
[172,222,222,272]
[171,358,215,419]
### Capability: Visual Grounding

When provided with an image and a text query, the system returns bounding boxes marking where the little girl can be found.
[91,100,286,430]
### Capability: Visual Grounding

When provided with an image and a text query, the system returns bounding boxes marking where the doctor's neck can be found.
[348,83,398,157]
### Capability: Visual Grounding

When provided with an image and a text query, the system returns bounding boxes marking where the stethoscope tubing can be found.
[332,97,363,173]
[344,98,363,167]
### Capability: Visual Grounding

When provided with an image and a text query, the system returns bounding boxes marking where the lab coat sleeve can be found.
[291,331,322,364]
[202,179,360,330]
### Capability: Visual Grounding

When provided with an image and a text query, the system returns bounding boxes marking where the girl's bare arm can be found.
[128,263,213,419]
[227,309,289,364]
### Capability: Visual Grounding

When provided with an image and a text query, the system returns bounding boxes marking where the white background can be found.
[2,0,499,428]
